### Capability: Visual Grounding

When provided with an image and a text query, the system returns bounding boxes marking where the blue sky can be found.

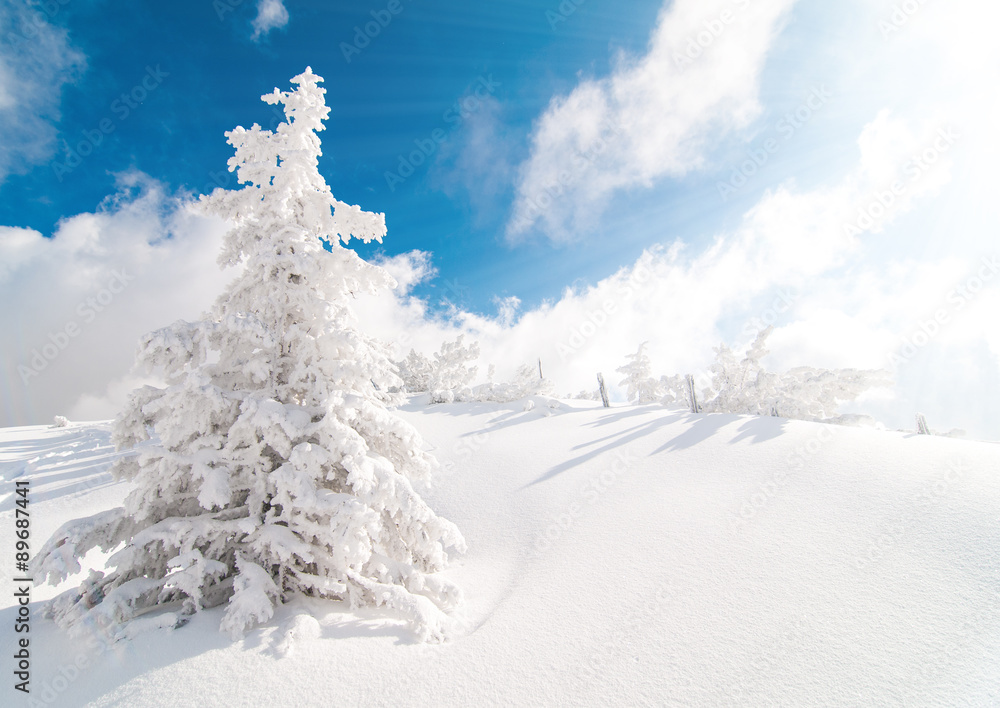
[2,0,873,311]
[2,0,999,439]
[2,0,666,311]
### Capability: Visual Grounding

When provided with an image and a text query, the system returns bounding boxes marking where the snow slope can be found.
[2,400,999,707]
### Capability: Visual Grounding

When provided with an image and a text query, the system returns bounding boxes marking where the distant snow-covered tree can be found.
[32,68,465,643]
[701,328,778,415]
[616,342,664,404]
[766,365,890,421]
[396,348,433,393]
[657,374,688,410]
[512,362,555,398]
[428,335,479,403]
[695,327,890,421]
[473,362,555,403]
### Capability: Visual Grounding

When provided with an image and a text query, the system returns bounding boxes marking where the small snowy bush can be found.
[474,362,554,403]
[696,328,890,420]
[639,327,890,422]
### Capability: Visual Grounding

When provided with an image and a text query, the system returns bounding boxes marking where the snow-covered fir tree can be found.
[428,335,479,403]
[396,348,433,393]
[32,68,465,642]
[616,342,664,404]
[701,328,777,415]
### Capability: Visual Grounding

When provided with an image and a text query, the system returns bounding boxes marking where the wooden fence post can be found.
[685,374,700,414]
[597,373,610,408]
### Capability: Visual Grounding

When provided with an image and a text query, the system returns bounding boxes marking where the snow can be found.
[2,402,999,706]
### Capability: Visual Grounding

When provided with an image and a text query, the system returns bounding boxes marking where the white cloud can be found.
[0,173,232,426]
[373,250,437,296]
[492,295,521,328]
[2,109,993,437]
[0,4,85,182]
[251,0,290,41]
[0,226,49,280]
[432,96,518,224]
[507,0,797,242]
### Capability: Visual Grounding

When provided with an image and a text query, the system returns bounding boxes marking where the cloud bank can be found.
[0,173,233,425]
[507,0,797,242]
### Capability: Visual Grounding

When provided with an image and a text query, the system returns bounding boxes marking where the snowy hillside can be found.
[2,400,999,706]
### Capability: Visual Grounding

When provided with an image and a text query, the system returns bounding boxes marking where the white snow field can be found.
[2,399,998,707]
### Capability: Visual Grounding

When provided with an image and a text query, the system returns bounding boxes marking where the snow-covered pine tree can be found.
[396,348,433,393]
[428,335,479,403]
[616,342,665,404]
[511,362,555,398]
[31,68,466,643]
[702,328,777,415]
